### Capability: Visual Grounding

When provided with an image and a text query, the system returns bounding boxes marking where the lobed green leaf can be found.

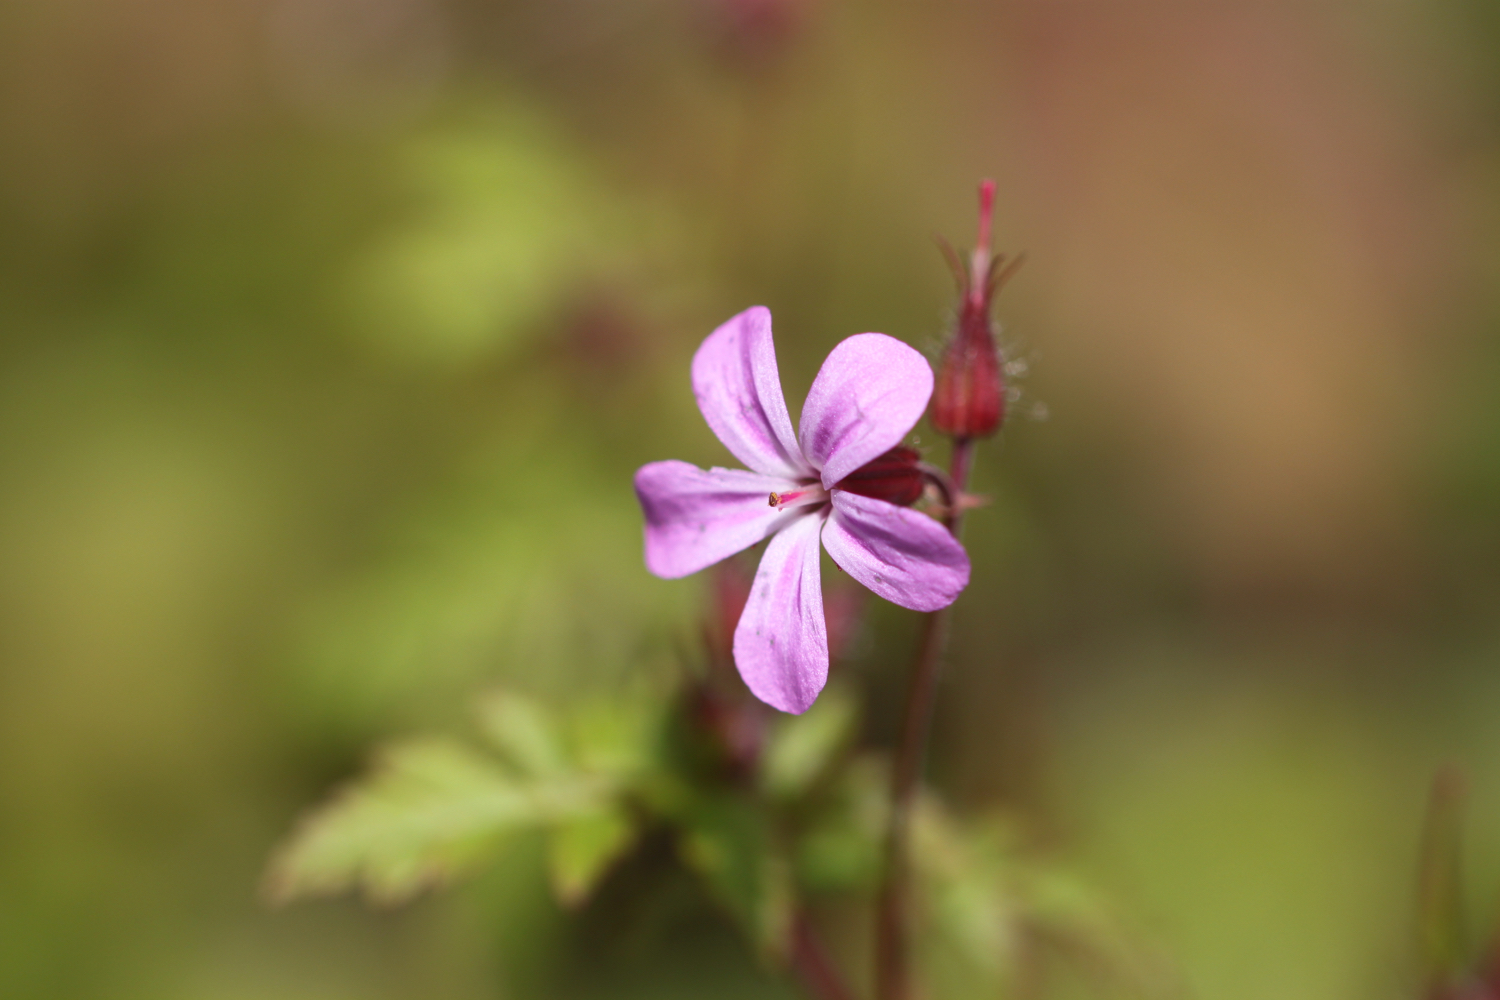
[264,738,542,906]
[477,690,569,779]
[546,805,638,908]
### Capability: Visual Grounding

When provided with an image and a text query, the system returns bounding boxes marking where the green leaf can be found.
[1020,866,1177,998]
[264,739,542,906]
[678,793,794,962]
[794,754,888,892]
[568,694,663,782]
[760,685,857,800]
[476,690,569,779]
[546,805,637,907]
[912,800,1177,998]
[912,798,1020,978]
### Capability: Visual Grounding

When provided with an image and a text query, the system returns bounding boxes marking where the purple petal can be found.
[799,333,934,489]
[821,491,969,612]
[691,307,810,479]
[732,511,827,714]
[635,461,797,579]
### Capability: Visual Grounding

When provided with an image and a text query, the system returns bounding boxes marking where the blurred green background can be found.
[4,0,1500,997]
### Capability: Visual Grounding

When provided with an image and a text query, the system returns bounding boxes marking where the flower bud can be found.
[932,294,1004,439]
[931,180,1021,440]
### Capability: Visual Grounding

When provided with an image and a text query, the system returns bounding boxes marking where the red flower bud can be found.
[932,294,1004,439]
[931,180,1022,441]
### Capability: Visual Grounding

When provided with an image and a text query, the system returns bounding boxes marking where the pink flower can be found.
[634,307,971,714]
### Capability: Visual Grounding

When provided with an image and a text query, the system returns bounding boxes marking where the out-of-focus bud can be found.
[701,0,808,68]
[931,180,1022,441]
[688,557,768,781]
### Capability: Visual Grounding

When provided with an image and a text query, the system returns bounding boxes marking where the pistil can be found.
[767,484,830,511]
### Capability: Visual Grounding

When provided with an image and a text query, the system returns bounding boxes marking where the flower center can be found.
[768,483,830,511]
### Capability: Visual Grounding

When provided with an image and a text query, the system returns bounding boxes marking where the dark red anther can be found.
[931,179,1020,441]
[835,446,925,507]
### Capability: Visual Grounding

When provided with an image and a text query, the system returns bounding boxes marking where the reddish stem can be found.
[875,436,974,1000]
[792,911,859,1000]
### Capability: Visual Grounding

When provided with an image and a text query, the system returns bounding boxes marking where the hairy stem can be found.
[875,436,974,1000]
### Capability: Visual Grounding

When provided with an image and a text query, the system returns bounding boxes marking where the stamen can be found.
[768,485,830,511]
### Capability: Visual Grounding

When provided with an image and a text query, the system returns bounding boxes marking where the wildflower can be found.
[634,307,970,714]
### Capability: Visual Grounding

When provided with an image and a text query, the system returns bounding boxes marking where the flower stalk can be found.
[792,911,860,1000]
[874,447,968,1000]
[876,180,1014,1000]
